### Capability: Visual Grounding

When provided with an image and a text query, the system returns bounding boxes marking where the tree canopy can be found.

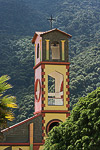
[0,75,17,128]
[44,87,100,150]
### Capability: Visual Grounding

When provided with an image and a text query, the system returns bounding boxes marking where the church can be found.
[0,28,72,150]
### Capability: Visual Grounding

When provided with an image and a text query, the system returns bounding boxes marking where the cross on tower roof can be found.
[47,15,56,29]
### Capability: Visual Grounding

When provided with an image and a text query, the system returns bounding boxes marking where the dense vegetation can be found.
[44,88,100,150]
[0,0,100,124]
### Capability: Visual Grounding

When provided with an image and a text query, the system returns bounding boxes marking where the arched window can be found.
[51,41,60,60]
[37,43,39,58]
[48,71,63,106]
[46,119,62,134]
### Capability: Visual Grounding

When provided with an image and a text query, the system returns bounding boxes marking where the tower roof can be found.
[32,28,72,44]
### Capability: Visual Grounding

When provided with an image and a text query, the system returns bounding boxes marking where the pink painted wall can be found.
[35,35,42,65]
[34,65,42,113]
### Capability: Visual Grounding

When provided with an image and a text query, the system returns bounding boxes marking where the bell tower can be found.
[32,28,72,144]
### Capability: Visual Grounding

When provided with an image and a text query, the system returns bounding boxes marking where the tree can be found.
[44,87,100,150]
[0,75,17,128]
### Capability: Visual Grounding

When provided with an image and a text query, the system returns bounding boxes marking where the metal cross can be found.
[47,15,56,29]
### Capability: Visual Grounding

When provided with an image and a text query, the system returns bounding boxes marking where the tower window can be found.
[37,43,39,58]
[48,71,63,106]
[51,41,60,60]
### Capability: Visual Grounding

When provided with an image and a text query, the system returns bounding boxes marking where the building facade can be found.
[0,28,72,150]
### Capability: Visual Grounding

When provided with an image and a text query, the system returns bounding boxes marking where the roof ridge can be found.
[1,113,41,132]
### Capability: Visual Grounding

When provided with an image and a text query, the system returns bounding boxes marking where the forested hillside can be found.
[0,0,100,124]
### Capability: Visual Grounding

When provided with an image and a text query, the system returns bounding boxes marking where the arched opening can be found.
[49,122,59,131]
[48,71,64,105]
[46,119,62,134]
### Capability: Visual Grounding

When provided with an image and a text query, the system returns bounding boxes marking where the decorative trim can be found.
[42,120,45,123]
[66,91,70,95]
[34,79,41,102]
[41,72,45,75]
[66,104,70,108]
[41,97,45,101]
[42,126,45,130]
[66,72,69,75]
[66,98,70,101]
[42,85,45,88]
[42,91,45,95]
[41,64,45,69]
[42,113,45,117]
[42,140,45,143]
[66,113,70,117]
[42,110,70,113]
[34,110,70,114]
[41,78,45,82]
[66,65,69,69]
[33,61,70,70]
[61,40,65,60]
[66,85,69,88]
[66,79,69,82]
[42,133,45,137]
[30,123,33,150]
[46,40,50,60]
[42,104,45,107]
[40,28,72,38]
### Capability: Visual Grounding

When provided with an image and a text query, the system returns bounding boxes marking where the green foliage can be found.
[0,75,17,128]
[0,36,34,124]
[70,44,100,109]
[44,88,100,150]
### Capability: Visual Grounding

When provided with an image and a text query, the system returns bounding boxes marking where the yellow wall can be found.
[12,146,29,150]
[39,146,44,150]
[43,113,66,140]
[0,146,9,150]
[44,64,69,110]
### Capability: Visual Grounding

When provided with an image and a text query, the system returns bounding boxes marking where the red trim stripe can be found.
[42,140,45,143]
[41,72,45,75]
[66,72,69,75]
[66,79,69,82]
[42,120,45,123]
[66,104,70,108]
[66,91,70,95]
[42,104,45,107]
[42,85,45,88]
[34,110,70,114]
[42,91,45,95]
[66,113,70,117]
[42,133,45,137]
[66,65,69,69]
[33,62,70,70]
[41,64,45,69]
[42,126,45,130]
[66,85,69,88]
[42,113,45,117]
[41,97,45,101]
[0,143,44,146]
[66,98,70,101]
[41,78,45,82]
